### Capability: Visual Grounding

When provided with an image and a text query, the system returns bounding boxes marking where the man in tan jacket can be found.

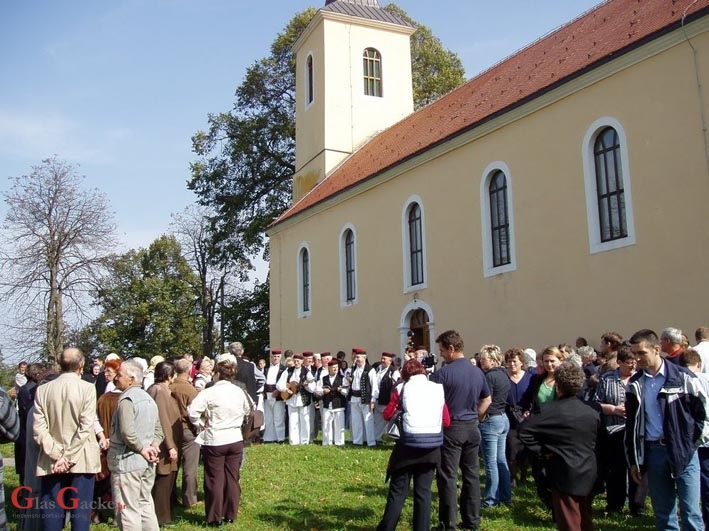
[33,348,101,531]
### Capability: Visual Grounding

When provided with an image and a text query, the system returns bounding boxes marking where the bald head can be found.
[59,348,85,373]
[174,358,192,376]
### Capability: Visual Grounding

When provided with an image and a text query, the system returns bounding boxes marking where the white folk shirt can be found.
[276,368,315,407]
[266,364,281,385]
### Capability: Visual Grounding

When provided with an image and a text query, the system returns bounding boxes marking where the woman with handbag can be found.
[504,348,532,487]
[188,360,251,527]
[376,359,450,531]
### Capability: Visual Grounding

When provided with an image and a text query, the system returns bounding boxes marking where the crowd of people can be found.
[0,325,707,531]
[5,342,259,530]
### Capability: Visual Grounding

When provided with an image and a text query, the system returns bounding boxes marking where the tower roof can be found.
[322,0,413,27]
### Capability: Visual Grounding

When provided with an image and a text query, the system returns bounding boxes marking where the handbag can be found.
[241,390,264,440]
[385,385,405,440]
[506,404,526,426]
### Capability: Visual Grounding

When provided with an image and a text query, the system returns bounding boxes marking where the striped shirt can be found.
[593,369,628,434]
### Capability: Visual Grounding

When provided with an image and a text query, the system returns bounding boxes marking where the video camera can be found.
[419,351,436,369]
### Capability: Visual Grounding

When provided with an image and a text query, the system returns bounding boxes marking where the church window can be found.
[363,48,382,97]
[480,162,517,277]
[582,117,635,254]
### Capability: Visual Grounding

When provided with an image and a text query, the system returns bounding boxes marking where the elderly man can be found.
[262,349,287,443]
[228,341,265,402]
[276,353,316,445]
[170,358,199,508]
[33,348,101,531]
[346,348,378,447]
[374,352,400,443]
[108,359,163,531]
[660,326,685,365]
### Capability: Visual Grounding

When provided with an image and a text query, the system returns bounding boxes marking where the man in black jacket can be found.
[228,342,261,402]
[519,362,601,531]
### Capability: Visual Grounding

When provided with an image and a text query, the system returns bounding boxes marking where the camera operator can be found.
[415,346,437,377]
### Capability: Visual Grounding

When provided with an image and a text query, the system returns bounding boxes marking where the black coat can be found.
[234,357,257,402]
[518,395,601,496]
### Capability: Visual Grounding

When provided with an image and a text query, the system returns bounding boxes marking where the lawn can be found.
[2,441,654,530]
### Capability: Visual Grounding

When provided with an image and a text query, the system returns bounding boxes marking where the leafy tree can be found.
[0,157,117,364]
[221,277,270,362]
[188,4,465,264]
[92,235,203,360]
[171,205,250,358]
[383,4,465,108]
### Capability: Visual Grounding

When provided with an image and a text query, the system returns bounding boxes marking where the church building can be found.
[267,0,709,355]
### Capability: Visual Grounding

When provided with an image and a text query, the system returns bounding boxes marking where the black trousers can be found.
[598,429,640,513]
[377,464,436,531]
[436,420,481,530]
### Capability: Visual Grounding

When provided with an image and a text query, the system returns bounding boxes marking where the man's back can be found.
[33,372,101,476]
[431,358,489,421]
[234,357,257,402]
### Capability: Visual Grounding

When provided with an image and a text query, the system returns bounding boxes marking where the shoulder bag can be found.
[385,384,405,440]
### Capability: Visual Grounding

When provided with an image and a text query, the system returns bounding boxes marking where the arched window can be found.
[344,230,355,301]
[306,54,314,105]
[297,244,311,316]
[363,48,382,97]
[582,117,635,254]
[407,203,424,286]
[594,127,627,242]
[480,162,517,277]
[339,226,357,305]
[489,170,510,267]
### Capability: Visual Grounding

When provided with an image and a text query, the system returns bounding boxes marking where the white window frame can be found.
[296,242,312,318]
[582,117,636,254]
[401,195,428,293]
[480,161,517,277]
[305,52,315,109]
[363,47,382,98]
[339,224,358,307]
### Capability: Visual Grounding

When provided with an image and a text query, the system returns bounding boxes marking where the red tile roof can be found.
[273,0,709,227]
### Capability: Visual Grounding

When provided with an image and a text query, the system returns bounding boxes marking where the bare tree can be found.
[171,205,249,359]
[0,157,117,364]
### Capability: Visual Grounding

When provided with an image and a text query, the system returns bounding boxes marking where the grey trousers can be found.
[112,466,159,531]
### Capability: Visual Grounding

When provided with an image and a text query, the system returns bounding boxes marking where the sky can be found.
[0,0,602,252]
[0,0,603,361]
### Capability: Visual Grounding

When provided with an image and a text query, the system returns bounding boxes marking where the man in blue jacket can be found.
[624,328,709,531]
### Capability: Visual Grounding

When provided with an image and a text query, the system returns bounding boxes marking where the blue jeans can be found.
[645,442,703,531]
[480,413,512,506]
[698,447,709,529]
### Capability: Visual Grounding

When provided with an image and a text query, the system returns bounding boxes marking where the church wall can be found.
[271,26,709,355]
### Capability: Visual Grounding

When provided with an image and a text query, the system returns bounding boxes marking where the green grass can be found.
[4,440,654,530]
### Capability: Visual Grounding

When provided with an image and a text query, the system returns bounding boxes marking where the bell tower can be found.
[291,0,415,202]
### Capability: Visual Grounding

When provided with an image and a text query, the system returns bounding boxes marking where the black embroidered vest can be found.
[287,366,312,406]
[322,374,345,410]
[377,366,397,406]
